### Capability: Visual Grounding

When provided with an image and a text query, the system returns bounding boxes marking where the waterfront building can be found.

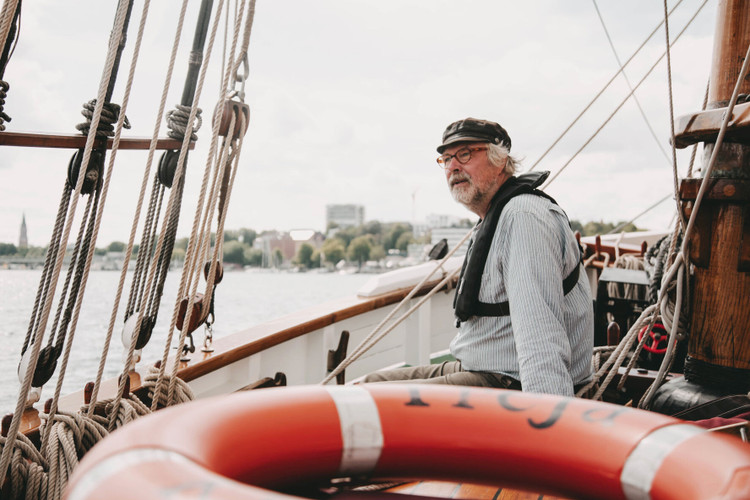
[326,204,364,229]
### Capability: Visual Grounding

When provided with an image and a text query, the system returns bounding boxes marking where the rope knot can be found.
[166,104,202,141]
[75,99,131,137]
[0,80,11,131]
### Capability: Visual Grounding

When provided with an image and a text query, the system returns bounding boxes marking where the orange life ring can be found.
[64,384,750,500]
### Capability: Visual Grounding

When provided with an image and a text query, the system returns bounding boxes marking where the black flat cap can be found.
[437,117,511,153]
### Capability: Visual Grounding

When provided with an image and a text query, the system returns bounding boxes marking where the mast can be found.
[677,0,750,393]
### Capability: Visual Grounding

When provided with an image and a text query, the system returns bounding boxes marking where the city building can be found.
[426,213,466,229]
[326,204,364,229]
[254,229,324,268]
[430,227,472,257]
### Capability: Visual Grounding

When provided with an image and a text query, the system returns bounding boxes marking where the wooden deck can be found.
[386,481,569,500]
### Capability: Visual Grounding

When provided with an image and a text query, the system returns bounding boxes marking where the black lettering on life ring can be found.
[453,389,474,409]
[161,480,216,499]
[405,387,430,407]
[581,406,630,426]
[527,399,570,429]
[497,393,535,412]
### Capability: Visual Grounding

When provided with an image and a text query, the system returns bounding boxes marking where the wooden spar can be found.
[0,131,194,150]
[678,0,750,388]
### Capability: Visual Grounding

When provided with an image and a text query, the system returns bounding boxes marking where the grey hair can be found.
[486,143,519,176]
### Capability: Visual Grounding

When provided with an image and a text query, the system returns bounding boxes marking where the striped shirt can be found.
[450,193,594,396]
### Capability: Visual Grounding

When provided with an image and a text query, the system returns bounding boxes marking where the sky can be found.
[0,0,717,247]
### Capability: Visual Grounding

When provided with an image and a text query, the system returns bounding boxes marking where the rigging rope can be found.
[528,0,687,172]
[43,0,151,442]
[87,0,191,416]
[322,229,471,385]
[591,0,673,166]
[583,39,750,408]
[150,0,235,411]
[541,0,709,190]
[327,3,711,385]
[0,0,21,130]
[661,0,685,232]
[638,39,750,409]
[605,193,672,235]
[3,2,255,497]
[153,0,256,408]
[0,0,132,485]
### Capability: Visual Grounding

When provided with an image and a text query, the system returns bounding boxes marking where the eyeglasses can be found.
[436,147,488,168]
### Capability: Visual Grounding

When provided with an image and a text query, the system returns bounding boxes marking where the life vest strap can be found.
[471,262,580,317]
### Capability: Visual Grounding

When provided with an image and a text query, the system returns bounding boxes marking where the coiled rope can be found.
[75,100,131,138]
[0,79,10,131]
[166,103,202,141]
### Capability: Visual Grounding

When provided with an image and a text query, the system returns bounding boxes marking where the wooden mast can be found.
[677,0,750,392]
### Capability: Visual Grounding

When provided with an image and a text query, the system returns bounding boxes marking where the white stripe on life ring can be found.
[620,423,705,500]
[67,448,196,500]
[326,386,384,477]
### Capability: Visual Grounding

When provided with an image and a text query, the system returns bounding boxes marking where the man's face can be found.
[442,142,507,217]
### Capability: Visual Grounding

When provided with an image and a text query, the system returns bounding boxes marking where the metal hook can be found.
[233,54,250,101]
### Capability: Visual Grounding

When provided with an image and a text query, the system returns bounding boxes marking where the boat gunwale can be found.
[16,275,456,434]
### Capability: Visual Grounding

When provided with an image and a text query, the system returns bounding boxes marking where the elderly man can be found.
[363,118,593,396]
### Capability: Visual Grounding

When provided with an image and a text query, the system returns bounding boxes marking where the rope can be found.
[125,174,163,320]
[606,194,672,235]
[322,229,471,385]
[607,253,645,302]
[168,99,237,403]
[2,410,109,500]
[529,0,687,172]
[0,0,21,72]
[687,79,710,178]
[541,0,709,189]
[166,103,202,141]
[158,0,257,408]
[0,0,20,129]
[92,0,191,418]
[591,0,673,166]
[41,0,151,451]
[152,0,235,410]
[75,100,130,137]
[0,0,132,484]
[637,40,750,409]
[0,79,10,130]
[2,432,48,500]
[41,411,109,500]
[595,40,750,408]
[140,364,194,408]
[661,0,684,232]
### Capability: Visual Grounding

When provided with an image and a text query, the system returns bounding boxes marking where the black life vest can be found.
[453,171,581,324]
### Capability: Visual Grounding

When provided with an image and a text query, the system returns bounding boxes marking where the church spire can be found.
[18,213,28,248]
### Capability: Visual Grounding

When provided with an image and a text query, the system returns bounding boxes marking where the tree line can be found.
[218,222,433,270]
[0,219,639,269]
